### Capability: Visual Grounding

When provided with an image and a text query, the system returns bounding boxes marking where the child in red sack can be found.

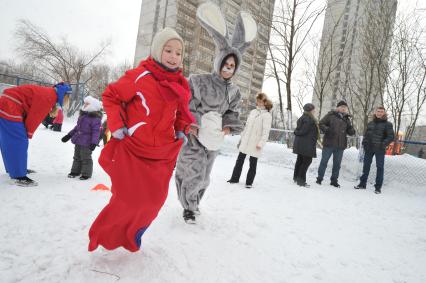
[88,27,197,252]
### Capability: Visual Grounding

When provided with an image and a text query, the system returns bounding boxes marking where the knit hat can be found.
[54,82,72,107]
[337,100,348,107]
[82,96,102,112]
[150,27,185,65]
[303,103,315,112]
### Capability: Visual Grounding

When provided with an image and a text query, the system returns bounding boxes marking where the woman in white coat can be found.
[227,93,273,188]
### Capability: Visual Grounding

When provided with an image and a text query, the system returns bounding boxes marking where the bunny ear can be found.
[231,11,258,54]
[196,2,229,50]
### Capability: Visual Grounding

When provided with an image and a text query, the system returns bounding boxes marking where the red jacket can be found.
[53,108,64,124]
[0,85,57,138]
[102,57,195,146]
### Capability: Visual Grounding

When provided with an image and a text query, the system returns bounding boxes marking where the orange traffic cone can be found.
[91,183,110,191]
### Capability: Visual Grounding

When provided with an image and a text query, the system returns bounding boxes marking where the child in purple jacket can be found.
[61,96,102,180]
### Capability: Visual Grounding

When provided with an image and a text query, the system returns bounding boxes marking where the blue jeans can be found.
[317,147,344,181]
[359,150,385,188]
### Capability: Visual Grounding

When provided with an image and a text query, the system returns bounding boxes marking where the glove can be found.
[89,144,97,151]
[61,134,71,143]
[176,131,188,145]
[112,127,128,140]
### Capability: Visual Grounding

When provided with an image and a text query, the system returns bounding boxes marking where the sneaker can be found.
[316,178,322,185]
[227,179,238,184]
[68,172,80,178]
[79,176,90,180]
[330,181,341,188]
[14,176,38,187]
[245,184,252,189]
[183,209,196,224]
[354,184,366,189]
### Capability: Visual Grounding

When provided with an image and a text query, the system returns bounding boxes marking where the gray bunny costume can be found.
[175,2,258,217]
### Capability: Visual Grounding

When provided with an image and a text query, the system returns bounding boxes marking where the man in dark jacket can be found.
[355,106,394,194]
[316,100,356,187]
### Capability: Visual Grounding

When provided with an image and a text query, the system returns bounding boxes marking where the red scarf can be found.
[139,57,195,125]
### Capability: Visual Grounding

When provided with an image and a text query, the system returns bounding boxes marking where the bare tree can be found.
[15,19,110,115]
[385,13,426,142]
[345,0,397,133]
[267,0,325,129]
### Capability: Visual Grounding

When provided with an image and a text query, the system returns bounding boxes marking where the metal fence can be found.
[0,73,87,116]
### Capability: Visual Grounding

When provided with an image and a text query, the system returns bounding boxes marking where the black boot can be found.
[316,177,322,185]
[14,176,38,187]
[183,209,196,224]
[354,184,366,189]
[68,172,80,178]
[330,180,341,188]
[79,176,90,180]
[374,185,381,194]
[227,179,238,184]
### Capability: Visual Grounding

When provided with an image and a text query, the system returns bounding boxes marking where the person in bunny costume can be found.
[175,2,258,224]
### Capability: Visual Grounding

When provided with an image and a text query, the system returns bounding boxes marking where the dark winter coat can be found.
[362,115,394,153]
[69,111,102,147]
[293,112,318,158]
[319,110,355,149]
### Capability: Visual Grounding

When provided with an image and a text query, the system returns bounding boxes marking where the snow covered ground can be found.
[1,121,426,283]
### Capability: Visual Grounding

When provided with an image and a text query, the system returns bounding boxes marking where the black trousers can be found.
[71,145,93,177]
[229,152,258,185]
[293,154,313,184]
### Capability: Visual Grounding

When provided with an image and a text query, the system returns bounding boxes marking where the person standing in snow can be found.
[316,100,356,188]
[175,2,258,224]
[51,107,64,132]
[292,103,320,187]
[61,96,102,180]
[88,27,197,252]
[355,106,394,194]
[0,82,72,186]
[227,93,272,188]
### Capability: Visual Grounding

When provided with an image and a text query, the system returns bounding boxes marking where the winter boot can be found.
[79,176,90,180]
[245,184,253,189]
[183,209,196,224]
[316,177,322,185]
[227,179,238,184]
[68,172,80,178]
[27,169,36,174]
[297,180,310,188]
[14,176,38,187]
[354,184,366,189]
[330,180,341,188]
[374,185,381,194]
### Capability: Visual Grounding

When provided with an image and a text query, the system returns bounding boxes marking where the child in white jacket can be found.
[228,93,273,188]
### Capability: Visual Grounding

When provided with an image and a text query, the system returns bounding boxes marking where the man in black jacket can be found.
[355,106,394,194]
[316,101,356,187]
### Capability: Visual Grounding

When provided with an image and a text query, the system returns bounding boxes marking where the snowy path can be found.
[1,124,426,283]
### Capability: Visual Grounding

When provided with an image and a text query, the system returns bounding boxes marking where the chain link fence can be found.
[222,129,426,188]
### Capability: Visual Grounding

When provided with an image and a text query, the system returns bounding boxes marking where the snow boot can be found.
[330,180,341,188]
[14,176,38,187]
[227,179,238,184]
[297,180,310,188]
[316,177,322,185]
[374,186,381,194]
[183,209,196,224]
[245,184,253,189]
[79,176,90,180]
[354,184,366,189]
[27,169,36,174]
[68,172,80,178]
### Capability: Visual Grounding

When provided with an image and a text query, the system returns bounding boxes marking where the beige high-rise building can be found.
[312,0,397,132]
[134,0,275,117]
